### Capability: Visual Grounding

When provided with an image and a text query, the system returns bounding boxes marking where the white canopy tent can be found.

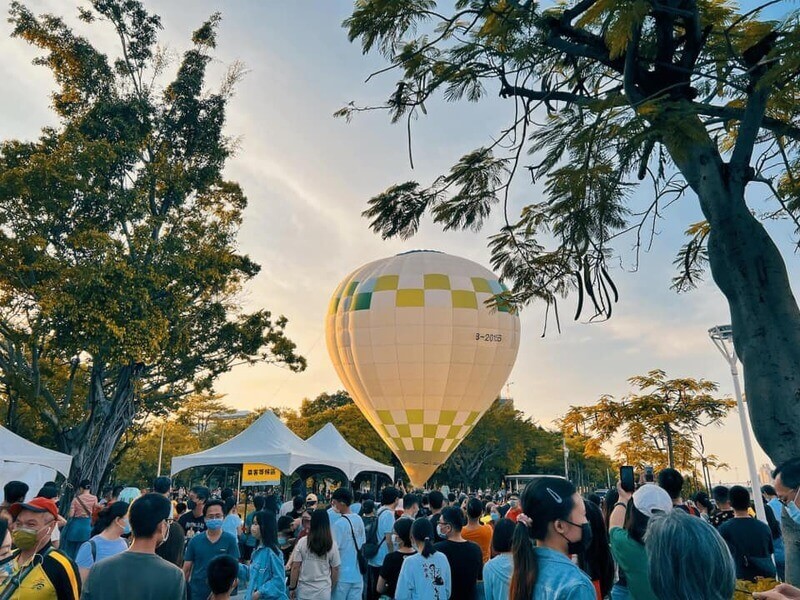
[0,425,73,500]
[170,410,353,478]
[306,423,394,481]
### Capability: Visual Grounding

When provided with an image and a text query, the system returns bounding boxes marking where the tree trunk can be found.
[59,362,142,511]
[669,138,800,466]
[664,425,675,468]
[668,134,800,578]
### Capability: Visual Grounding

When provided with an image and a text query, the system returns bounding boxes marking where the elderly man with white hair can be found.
[645,509,736,600]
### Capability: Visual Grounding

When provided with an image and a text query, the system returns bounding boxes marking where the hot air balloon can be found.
[325,250,521,487]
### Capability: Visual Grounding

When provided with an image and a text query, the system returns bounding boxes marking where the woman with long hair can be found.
[603,488,629,600]
[394,517,450,600]
[577,500,615,600]
[509,476,595,600]
[74,501,130,581]
[289,508,340,600]
[240,510,289,600]
[483,518,515,600]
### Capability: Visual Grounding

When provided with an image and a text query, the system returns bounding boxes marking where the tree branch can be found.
[730,85,771,171]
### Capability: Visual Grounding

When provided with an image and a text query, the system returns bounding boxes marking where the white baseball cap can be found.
[632,484,673,517]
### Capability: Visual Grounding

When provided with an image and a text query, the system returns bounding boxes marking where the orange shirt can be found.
[462,523,493,563]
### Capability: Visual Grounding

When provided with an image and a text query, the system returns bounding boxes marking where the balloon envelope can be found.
[325,251,521,487]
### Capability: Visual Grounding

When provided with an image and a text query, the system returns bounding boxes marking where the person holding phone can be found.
[609,481,672,600]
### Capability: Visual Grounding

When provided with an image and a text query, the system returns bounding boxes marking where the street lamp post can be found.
[708,325,767,523]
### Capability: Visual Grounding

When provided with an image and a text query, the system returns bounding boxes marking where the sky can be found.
[1,0,795,485]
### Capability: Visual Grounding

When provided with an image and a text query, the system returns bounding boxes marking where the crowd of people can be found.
[2,461,800,599]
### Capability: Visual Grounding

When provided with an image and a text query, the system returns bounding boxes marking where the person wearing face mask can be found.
[82,493,185,599]
[329,488,366,600]
[153,476,185,568]
[0,496,80,600]
[506,494,522,522]
[277,516,297,564]
[183,500,240,600]
[433,507,483,600]
[609,483,673,600]
[179,485,210,539]
[74,501,130,581]
[376,518,416,599]
[239,510,289,600]
[771,458,800,586]
[509,477,595,600]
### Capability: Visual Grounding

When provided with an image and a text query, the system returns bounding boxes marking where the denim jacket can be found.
[240,546,289,600]
[532,546,597,600]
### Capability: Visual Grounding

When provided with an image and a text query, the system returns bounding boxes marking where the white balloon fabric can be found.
[326,250,521,487]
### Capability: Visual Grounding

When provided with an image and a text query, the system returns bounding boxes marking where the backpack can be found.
[362,508,389,559]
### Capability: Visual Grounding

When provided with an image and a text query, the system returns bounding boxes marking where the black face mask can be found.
[561,520,593,555]
[187,499,197,511]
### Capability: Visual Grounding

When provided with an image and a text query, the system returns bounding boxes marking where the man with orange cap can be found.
[0,496,80,599]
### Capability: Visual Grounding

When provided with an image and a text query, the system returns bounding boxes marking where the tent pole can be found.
[236,469,241,511]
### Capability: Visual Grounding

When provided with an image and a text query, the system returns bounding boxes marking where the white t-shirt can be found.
[280,500,294,517]
[395,551,451,600]
[293,536,341,600]
[331,513,366,584]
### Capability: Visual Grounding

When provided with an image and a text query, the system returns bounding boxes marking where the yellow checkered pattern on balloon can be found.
[328,273,510,314]
[375,409,481,453]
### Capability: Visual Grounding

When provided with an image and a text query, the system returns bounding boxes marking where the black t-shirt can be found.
[434,539,483,600]
[178,511,206,537]
[719,517,775,581]
[379,550,416,597]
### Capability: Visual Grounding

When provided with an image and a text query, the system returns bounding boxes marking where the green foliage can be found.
[282,391,617,489]
[283,391,395,464]
[0,0,304,489]
[432,398,614,489]
[342,0,800,324]
[114,393,263,487]
[561,369,735,471]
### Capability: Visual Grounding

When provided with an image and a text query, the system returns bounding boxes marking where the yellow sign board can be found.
[242,463,281,486]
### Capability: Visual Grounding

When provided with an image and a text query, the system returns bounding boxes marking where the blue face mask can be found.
[121,520,131,535]
[490,513,499,521]
[206,518,224,531]
[278,536,288,546]
[785,490,800,524]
